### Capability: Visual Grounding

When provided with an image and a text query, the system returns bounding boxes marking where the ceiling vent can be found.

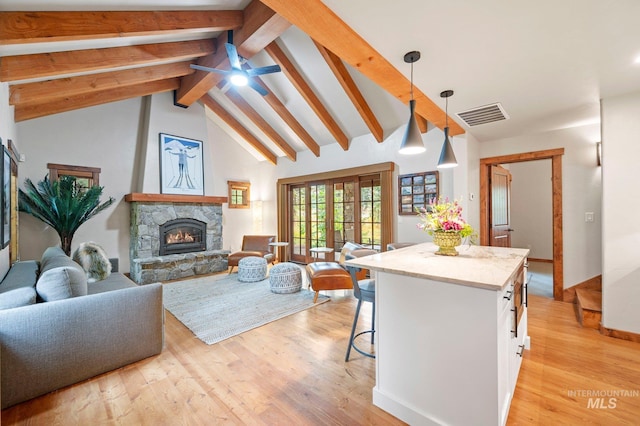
[456,102,509,127]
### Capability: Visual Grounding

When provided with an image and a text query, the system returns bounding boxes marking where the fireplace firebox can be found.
[159,218,207,256]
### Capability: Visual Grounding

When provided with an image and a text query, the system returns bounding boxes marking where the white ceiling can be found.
[2,0,640,146]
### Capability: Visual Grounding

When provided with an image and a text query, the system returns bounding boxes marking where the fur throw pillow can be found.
[72,241,112,283]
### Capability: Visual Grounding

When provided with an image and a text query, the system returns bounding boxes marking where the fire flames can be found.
[166,230,195,244]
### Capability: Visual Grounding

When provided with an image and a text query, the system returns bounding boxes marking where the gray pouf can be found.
[269,262,302,294]
[238,256,268,282]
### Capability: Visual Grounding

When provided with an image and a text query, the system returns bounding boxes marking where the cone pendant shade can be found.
[438,127,458,168]
[399,100,426,155]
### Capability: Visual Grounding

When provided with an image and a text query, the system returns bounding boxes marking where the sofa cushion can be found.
[0,260,38,293]
[36,255,88,302]
[0,287,37,310]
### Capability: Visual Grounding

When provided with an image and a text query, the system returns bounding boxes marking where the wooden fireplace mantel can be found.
[124,193,227,204]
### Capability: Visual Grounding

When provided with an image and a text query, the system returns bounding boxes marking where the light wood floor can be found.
[2,281,640,425]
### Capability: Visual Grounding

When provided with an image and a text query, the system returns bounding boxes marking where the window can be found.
[48,163,101,190]
[227,180,250,209]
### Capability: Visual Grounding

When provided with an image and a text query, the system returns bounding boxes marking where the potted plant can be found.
[18,175,115,256]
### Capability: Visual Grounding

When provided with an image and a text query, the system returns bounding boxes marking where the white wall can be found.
[479,123,602,288]
[509,160,553,259]
[17,97,144,271]
[601,90,640,334]
[0,83,17,277]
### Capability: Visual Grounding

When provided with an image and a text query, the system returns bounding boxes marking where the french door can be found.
[288,175,381,263]
[277,162,395,264]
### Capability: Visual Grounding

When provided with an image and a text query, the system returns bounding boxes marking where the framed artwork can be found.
[398,171,439,215]
[159,133,204,196]
[2,147,10,248]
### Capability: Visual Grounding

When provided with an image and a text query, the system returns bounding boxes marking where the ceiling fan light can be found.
[229,72,248,87]
[437,127,458,168]
[399,99,426,155]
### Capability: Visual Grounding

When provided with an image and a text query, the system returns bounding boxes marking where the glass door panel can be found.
[360,176,382,250]
[309,183,327,251]
[333,180,356,252]
[290,185,307,263]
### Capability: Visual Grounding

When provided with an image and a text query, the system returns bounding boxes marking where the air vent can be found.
[456,103,509,127]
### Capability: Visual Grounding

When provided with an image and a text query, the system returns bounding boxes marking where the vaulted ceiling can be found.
[2,1,640,164]
[0,0,462,165]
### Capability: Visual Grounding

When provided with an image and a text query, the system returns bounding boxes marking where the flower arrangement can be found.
[416,197,475,239]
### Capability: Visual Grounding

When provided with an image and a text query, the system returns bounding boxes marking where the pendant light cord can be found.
[445,95,448,128]
[410,62,414,101]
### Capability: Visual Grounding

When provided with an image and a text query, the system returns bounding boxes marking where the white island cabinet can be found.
[346,243,530,426]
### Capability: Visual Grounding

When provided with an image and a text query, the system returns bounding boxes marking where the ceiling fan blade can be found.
[190,64,230,75]
[225,43,242,70]
[246,65,282,77]
[248,79,268,96]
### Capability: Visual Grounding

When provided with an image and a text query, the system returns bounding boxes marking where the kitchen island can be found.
[346,243,530,426]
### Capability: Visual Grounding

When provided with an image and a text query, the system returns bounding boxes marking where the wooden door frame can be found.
[480,148,564,301]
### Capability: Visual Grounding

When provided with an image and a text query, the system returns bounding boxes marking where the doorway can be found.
[480,148,564,301]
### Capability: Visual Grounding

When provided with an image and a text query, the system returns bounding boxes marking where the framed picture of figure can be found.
[159,133,205,196]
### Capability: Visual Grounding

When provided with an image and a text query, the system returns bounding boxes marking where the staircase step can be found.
[575,288,602,329]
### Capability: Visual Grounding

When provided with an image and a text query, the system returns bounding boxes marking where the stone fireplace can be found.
[126,193,229,284]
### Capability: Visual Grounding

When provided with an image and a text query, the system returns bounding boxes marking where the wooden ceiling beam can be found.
[265,41,350,150]
[175,1,290,106]
[0,39,215,82]
[15,78,180,122]
[416,114,429,133]
[200,94,277,165]
[246,70,321,157]
[314,42,384,143]
[10,62,194,106]
[0,11,242,44]
[224,88,297,162]
[258,0,465,136]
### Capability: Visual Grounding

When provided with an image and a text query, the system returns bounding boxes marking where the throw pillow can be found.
[72,241,112,283]
[36,265,88,302]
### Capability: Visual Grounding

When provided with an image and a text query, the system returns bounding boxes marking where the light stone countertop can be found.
[345,242,530,291]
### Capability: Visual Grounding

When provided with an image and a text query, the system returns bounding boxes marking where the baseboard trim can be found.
[562,275,602,303]
[528,258,553,263]
[600,325,640,343]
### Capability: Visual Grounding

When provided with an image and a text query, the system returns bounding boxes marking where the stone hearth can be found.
[126,193,229,284]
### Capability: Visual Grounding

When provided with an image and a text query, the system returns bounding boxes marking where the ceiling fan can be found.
[190,31,281,96]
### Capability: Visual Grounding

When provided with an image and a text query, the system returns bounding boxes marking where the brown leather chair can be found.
[227,235,276,273]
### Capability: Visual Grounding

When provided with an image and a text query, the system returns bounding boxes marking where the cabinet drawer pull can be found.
[503,290,513,301]
[517,345,525,357]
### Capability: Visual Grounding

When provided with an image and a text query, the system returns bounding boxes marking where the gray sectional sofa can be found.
[0,246,164,409]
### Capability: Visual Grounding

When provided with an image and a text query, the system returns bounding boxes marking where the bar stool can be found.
[344,249,378,361]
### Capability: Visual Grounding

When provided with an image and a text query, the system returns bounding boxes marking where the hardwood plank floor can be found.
[2,281,640,425]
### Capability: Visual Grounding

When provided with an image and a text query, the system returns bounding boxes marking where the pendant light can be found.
[437,89,458,168]
[399,51,426,155]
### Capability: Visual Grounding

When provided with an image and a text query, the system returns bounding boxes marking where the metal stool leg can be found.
[371,300,375,344]
[345,299,363,361]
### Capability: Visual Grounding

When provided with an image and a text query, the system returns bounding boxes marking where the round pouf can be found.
[238,256,268,282]
[269,262,302,294]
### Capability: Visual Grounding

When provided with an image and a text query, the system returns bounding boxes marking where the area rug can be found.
[162,273,329,345]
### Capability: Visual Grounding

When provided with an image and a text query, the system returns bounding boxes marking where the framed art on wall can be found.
[159,133,205,196]
[398,171,439,215]
[2,147,11,248]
